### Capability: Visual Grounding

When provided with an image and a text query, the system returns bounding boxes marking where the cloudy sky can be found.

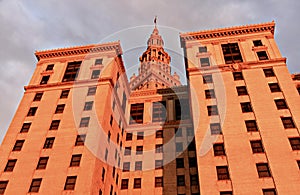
[0,0,299,143]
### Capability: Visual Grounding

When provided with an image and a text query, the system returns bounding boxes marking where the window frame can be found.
[29,178,42,192]
[64,176,77,190]
[36,157,49,170]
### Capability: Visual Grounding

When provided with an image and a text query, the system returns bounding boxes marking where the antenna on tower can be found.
[154,16,157,27]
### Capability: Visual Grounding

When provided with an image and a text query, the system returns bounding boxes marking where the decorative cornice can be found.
[130,85,188,97]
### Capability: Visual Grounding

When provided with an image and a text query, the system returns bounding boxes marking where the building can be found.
[0,21,299,195]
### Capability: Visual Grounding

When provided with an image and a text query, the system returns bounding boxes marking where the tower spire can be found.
[154,16,157,28]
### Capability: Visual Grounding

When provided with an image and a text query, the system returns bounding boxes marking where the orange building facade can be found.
[0,22,299,195]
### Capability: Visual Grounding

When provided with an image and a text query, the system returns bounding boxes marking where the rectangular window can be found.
[104,148,108,161]
[43,137,55,149]
[136,146,143,155]
[129,103,144,124]
[175,128,182,137]
[46,64,54,71]
[199,46,207,53]
[176,142,183,152]
[281,117,295,128]
[216,166,230,180]
[155,144,163,153]
[33,92,43,101]
[187,127,194,137]
[60,90,70,98]
[189,157,197,167]
[289,138,300,150]
[210,123,222,135]
[124,147,131,156]
[95,58,103,65]
[40,75,50,85]
[155,160,163,169]
[79,117,90,127]
[4,159,17,172]
[175,99,190,120]
[55,104,65,114]
[233,72,244,80]
[121,179,129,189]
[256,163,271,177]
[236,86,248,96]
[241,102,253,113]
[20,122,31,133]
[62,61,81,82]
[156,130,163,138]
[36,157,49,169]
[253,40,263,47]
[84,101,93,111]
[0,181,8,194]
[205,89,216,99]
[257,51,269,60]
[27,107,37,116]
[250,140,264,153]
[269,83,281,92]
[87,86,97,96]
[176,158,184,168]
[135,161,142,171]
[221,43,243,64]
[64,176,77,190]
[203,75,213,83]
[91,70,100,79]
[134,178,141,189]
[275,99,288,109]
[207,105,219,116]
[263,68,275,77]
[123,162,130,172]
[297,86,300,95]
[126,133,132,141]
[200,57,210,67]
[177,175,185,186]
[49,120,60,130]
[152,101,167,122]
[213,143,225,156]
[12,140,25,151]
[70,154,82,167]
[190,174,198,186]
[263,189,277,195]
[220,192,233,195]
[75,135,86,146]
[29,178,42,192]
[137,132,144,140]
[188,140,196,151]
[155,177,163,187]
[102,168,106,181]
[245,120,258,132]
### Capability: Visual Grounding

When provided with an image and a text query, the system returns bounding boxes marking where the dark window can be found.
[245,120,258,132]
[263,189,277,195]
[155,144,163,153]
[0,181,8,194]
[134,178,141,189]
[33,92,43,101]
[62,61,81,82]
[236,86,248,96]
[241,102,253,113]
[110,116,113,126]
[152,101,167,122]
[257,51,269,60]
[36,157,49,169]
[177,175,185,186]
[102,168,106,181]
[213,143,225,156]
[297,160,300,169]
[220,192,233,195]
[126,133,132,141]
[190,174,198,186]
[12,140,24,151]
[123,162,130,172]
[289,138,300,150]
[105,148,108,161]
[269,83,281,92]
[188,140,196,151]
[129,103,144,124]
[155,177,163,187]
[91,70,100,79]
[203,75,213,84]
[250,140,264,153]
[121,179,129,189]
[233,72,244,80]
[40,75,50,85]
[210,123,222,135]
[27,107,37,116]
[207,105,219,116]
[55,104,65,114]
[256,163,271,177]
[137,132,144,140]
[108,131,111,143]
[46,64,54,71]
[122,92,127,113]
[216,166,230,180]
[176,158,184,168]
[263,68,275,77]
[253,40,263,47]
[135,161,142,171]
[79,117,90,127]
[175,99,190,120]
[84,101,93,111]
[156,130,163,138]
[199,46,207,53]
[187,127,194,137]
[155,160,163,169]
[297,86,300,95]
[29,178,42,192]
[49,120,60,130]
[274,99,288,110]
[221,43,243,64]
[281,117,295,128]
[200,57,210,67]
[205,89,215,99]
[43,137,55,149]
[64,176,77,190]
[110,185,113,195]
[75,135,86,146]
[87,86,97,96]
[4,159,17,172]
[136,146,143,155]
[176,142,183,152]
[124,147,131,156]
[175,128,182,137]
[20,122,31,133]
[95,58,103,65]
[189,157,197,167]
[60,90,70,98]
[70,154,82,167]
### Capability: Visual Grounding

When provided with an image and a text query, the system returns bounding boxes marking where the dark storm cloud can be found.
[0,0,299,143]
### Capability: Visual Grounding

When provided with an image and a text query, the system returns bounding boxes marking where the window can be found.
[105,148,108,161]
[189,157,197,167]
[256,163,271,177]
[155,177,163,187]
[216,166,230,180]
[188,140,196,151]
[84,101,93,111]
[95,58,103,65]
[46,64,54,71]
[110,185,113,195]
[137,132,144,140]
[176,142,183,152]
[0,181,8,194]
[187,127,194,137]
[269,83,281,92]
[250,140,264,153]
[136,146,143,155]
[221,43,243,64]
[135,161,142,171]
[87,86,97,96]
[62,61,81,82]
[36,157,49,169]
[70,154,82,167]
[49,120,60,130]
[60,90,70,98]
[121,179,129,189]
[297,86,300,95]
[205,89,215,99]
[102,168,106,181]
[220,192,233,195]
[257,51,269,60]
[213,143,225,156]
[175,99,190,120]
[20,122,31,133]
[200,57,210,67]
[241,102,253,113]
[263,189,277,195]
[199,46,207,53]
[79,117,90,127]
[152,101,167,122]
[274,99,288,109]
[40,75,50,85]
[134,178,141,189]
[203,75,213,84]
[175,128,182,137]
[263,68,275,77]
[124,147,131,156]
[253,40,263,47]
[126,133,132,141]
[156,130,163,138]
[43,137,55,149]
[289,138,300,150]
[29,178,42,192]
[177,175,185,186]
[91,70,100,79]
[4,159,17,172]
[55,104,65,114]
[110,116,113,126]
[64,176,77,190]
[12,140,24,151]
[281,117,295,128]
[27,107,37,116]
[245,120,258,131]
[207,105,218,116]
[236,86,248,96]
[190,174,198,186]
[210,123,222,135]
[176,158,184,168]
[75,135,86,146]
[233,72,244,80]
[129,103,144,124]
[155,144,163,153]
[155,160,163,169]
[33,92,43,101]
